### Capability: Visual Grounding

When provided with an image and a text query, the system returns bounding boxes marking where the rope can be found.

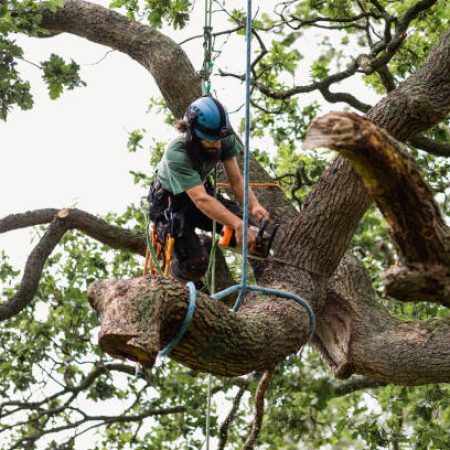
[158,281,197,357]
[205,170,218,450]
[211,284,316,339]
[216,182,283,191]
[145,221,163,276]
[234,0,254,309]
[209,0,317,339]
[201,0,214,95]
[206,373,213,450]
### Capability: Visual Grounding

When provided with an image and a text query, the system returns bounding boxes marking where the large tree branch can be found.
[0,208,146,253]
[273,27,450,281]
[304,111,450,306]
[315,255,450,384]
[409,134,450,157]
[382,263,450,306]
[303,112,450,266]
[0,211,70,320]
[87,276,316,377]
[0,208,147,320]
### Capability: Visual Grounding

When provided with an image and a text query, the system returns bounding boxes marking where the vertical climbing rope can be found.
[209,0,316,340]
[205,170,218,450]
[233,0,253,312]
[202,0,214,95]
[156,0,316,445]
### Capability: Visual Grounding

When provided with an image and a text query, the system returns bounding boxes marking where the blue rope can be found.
[211,0,317,340]
[158,282,197,357]
[235,0,253,309]
[211,284,316,340]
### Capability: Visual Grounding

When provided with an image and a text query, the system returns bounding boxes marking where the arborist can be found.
[148,94,270,283]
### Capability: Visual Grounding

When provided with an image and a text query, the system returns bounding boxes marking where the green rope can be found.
[201,2,215,446]
[201,0,214,95]
[205,171,218,450]
[205,373,213,450]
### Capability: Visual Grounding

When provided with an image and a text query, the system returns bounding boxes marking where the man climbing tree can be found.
[148,94,270,283]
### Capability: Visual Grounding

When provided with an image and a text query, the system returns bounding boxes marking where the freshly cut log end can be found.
[57,208,70,219]
[87,277,168,369]
[98,333,157,368]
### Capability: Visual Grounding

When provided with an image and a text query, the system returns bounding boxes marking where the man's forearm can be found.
[194,195,242,229]
[230,178,260,210]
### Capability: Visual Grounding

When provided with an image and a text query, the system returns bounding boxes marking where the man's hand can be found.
[236,222,257,251]
[251,204,270,223]
[223,157,271,224]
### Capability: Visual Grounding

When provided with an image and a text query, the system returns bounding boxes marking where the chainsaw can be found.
[218,219,278,259]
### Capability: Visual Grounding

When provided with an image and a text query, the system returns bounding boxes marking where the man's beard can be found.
[201,146,221,162]
[187,139,222,164]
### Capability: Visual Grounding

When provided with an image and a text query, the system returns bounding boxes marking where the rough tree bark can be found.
[5,2,450,385]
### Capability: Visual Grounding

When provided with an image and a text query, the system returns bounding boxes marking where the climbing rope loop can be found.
[158,281,197,357]
[211,285,316,341]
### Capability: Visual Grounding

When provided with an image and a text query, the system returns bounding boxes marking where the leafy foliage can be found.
[109,0,192,28]
[0,0,84,118]
[0,37,32,119]
[41,54,86,100]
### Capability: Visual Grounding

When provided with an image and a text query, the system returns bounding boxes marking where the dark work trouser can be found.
[148,179,241,282]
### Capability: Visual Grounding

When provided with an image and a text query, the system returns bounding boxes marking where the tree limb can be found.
[383,263,450,306]
[242,369,274,450]
[218,380,249,450]
[87,276,315,376]
[332,375,387,396]
[315,254,450,384]
[303,111,450,267]
[40,0,201,118]
[409,134,450,157]
[0,208,147,320]
[0,208,146,254]
[0,211,70,321]
[304,111,450,306]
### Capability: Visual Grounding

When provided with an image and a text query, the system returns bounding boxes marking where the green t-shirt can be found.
[157,134,242,195]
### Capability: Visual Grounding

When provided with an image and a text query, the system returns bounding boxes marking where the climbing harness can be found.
[143,222,163,277]
[143,221,173,278]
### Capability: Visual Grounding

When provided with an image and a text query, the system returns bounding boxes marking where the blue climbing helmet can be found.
[185,95,233,141]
